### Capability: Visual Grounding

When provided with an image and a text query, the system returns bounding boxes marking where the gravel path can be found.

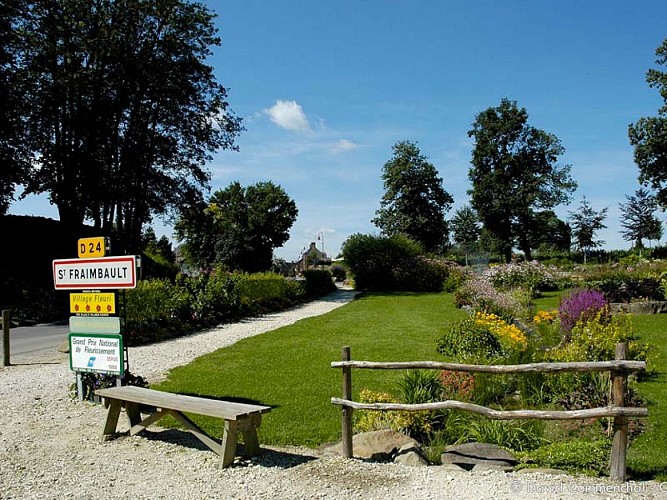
[1,289,664,499]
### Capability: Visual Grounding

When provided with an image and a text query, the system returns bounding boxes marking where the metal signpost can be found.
[53,238,139,401]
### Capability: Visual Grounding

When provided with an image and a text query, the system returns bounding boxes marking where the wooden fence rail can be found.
[331,343,647,481]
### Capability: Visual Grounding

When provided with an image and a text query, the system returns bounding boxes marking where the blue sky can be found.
[9,0,667,261]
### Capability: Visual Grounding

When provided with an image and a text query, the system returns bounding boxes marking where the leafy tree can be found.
[0,0,31,214]
[372,140,453,253]
[618,188,663,250]
[468,98,577,262]
[568,197,608,264]
[11,0,242,252]
[175,181,298,273]
[629,38,667,208]
[450,205,481,265]
[525,210,571,254]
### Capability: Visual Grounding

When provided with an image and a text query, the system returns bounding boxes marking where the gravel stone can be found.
[1,289,663,498]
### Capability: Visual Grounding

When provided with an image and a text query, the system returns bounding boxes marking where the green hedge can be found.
[123,269,322,345]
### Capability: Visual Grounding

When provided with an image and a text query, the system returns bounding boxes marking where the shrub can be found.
[341,233,449,292]
[516,439,612,476]
[483,260,558,296]
[558,288,608,340]
[301,269,336,297]
[452,275,523,320]
[72,370,149,402]
[440,371,475,401]
[353,389,436,440]
[454,416,546,452]
[596,277,664,303]
[436,316,503,363]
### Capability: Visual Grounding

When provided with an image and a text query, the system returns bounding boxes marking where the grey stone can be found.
[393,442,428,467]
[322,429,418,462]
[440,442,518,471]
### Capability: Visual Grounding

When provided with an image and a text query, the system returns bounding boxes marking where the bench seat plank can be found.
[96,386,271,419]
[95,386,271,468]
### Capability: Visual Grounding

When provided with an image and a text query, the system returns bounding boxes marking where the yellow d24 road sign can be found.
[78,237,110,258]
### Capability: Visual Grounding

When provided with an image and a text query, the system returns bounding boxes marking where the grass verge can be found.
[152,292,467,447]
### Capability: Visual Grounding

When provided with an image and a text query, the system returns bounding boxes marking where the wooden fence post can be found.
[2,310,10,367]
[341,346,353,459]
[610,342,629,481]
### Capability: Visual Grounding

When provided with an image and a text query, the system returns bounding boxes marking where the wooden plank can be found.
[610,343,629,481]
[101,400,122,441]
[170,410,223,456]
[96,386,271,420]
[331,359,646,374]
[331,397,648,420]
[129,409,170,436]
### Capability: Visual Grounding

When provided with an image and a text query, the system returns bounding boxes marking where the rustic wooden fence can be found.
[331,343,647,481]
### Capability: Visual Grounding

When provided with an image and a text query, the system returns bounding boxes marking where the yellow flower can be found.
[533,309,558,324]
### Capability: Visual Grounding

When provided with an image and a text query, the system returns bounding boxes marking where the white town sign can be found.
[53,256,139,290]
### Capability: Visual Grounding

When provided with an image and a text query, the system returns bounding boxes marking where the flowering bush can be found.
[558,288,608,340]
[353,388,438,439]
[440,370,475,401]
[452,275,523,320]
[473,311,528,352]
[436,316,503,362]
[483,261,557,296]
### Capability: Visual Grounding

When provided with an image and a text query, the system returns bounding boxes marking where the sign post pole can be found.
[2,310,10,367]
[53,237,138,403]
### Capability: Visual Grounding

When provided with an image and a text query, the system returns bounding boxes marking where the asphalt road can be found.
[4,321,69,365]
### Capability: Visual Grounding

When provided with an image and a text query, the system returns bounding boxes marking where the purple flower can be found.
[559,288,608,338]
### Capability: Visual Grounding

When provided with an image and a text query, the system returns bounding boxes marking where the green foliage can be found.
[468,98,576,262]
[628,37,667,209]
[71,371,149,402]
[568,197,608,262]
[516,439,612,476]
[11,1,243,250]
[301,270,337,297]
[372,140,454,253]
[483,261,557,296]
[453,416,546,452]
[341,233,449,292]
[123,269,309,345]
[176,181,298,273]
[436,316,503,363]
[619,188,663,248]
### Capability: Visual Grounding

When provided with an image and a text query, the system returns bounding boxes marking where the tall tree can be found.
[175,181,298,273]
[568,197,608,264]
[0,0,31,214]
[618,187,663,250]
[629,38,667,208]
[450,205,480,265]
[468,98,577,262]
[12,0,242,252]
[524,210,571,254]
[372,140,453,253]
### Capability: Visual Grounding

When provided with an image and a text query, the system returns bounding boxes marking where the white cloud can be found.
[264,100,311,132]
[331,139,358,153]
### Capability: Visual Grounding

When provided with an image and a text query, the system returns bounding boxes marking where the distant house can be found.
[297,241,331,273]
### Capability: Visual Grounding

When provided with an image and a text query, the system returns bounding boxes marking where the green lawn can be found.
[153,290,667,480]
[625,314,667,481]
[153,292,468,447]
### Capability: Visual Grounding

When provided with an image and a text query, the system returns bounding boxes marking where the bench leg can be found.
[221,420,239,468]
[125,401,142,427]
[240,414,263,457]
[101,399,122,441]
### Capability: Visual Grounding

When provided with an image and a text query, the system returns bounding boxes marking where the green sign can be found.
[69,333,124,375]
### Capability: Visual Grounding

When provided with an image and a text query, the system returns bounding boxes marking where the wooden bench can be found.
[95,386,271,468]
